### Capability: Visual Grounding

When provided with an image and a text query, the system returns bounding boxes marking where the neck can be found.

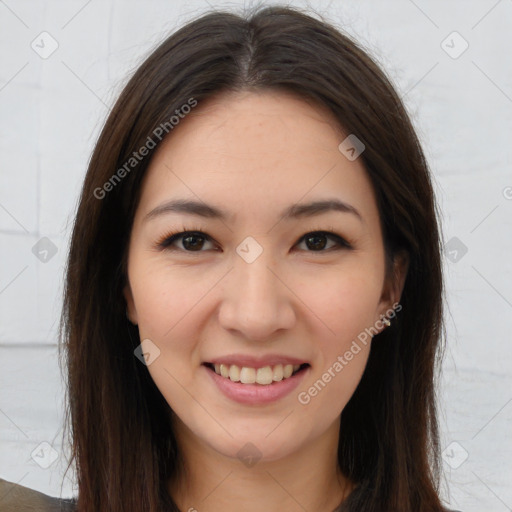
[167,416,354,512]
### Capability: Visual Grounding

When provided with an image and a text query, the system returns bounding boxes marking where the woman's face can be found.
[124,90,406,463]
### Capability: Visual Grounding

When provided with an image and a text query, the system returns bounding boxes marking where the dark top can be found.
[0,477,463,511]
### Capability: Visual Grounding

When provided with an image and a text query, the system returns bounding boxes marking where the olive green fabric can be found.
[0,478,77,512]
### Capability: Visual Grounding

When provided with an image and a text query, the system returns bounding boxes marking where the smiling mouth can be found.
[203,362,310,385]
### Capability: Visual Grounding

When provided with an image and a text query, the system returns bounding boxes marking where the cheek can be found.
[130,263,206,408]
[296,269,380,405]
[130,258,214,340]
[301,266,383,339]
[297,341,370,433]
[296,274,376,420]
[128,260,220,397]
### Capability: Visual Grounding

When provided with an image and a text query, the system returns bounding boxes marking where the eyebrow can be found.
[143,198,363,224]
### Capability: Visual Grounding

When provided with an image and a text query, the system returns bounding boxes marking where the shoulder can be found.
[0,478,77,512]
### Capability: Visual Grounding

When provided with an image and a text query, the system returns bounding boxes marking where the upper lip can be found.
[204,354,309,368]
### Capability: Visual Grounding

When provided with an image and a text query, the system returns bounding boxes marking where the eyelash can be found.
[154,224,353,254]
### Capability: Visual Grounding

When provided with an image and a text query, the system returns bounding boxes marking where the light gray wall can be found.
[1,1,511,510]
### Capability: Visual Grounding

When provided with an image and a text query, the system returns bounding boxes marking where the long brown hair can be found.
[59,5,448,511]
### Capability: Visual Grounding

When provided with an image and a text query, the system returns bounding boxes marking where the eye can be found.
[156,230,216,252]
[155,227,352,253]
[295,230,352,252]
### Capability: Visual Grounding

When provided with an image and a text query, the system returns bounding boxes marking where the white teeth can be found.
[240,367,256,384]
[229,365,241,382]
[211,362,305,385]
[273,364,284,381]
[256,366,273,385]
[220,364,229,378]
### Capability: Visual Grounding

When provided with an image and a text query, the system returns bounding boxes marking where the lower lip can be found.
[203,364,310,405]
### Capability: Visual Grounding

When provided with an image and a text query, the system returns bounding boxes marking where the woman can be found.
[1,5,461,512]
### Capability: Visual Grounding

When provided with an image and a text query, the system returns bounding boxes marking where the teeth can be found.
[273,364,284,381]
[220,364,229,378]
[229,364,240,382]
[211,363,304,385]
[240,367,256,384]
[256,366,273,385]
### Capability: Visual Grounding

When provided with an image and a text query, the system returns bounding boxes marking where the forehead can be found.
[158,89,345,161]
[134,90,379,228]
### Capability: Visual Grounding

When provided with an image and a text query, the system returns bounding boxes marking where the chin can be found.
[204,426,305,464]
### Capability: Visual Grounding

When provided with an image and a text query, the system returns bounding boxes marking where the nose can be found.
[217,248,296,341]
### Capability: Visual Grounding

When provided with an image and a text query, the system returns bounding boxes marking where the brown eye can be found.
[157,229,351,254]
[180,233,207,251]
[304,233,329,250]
[159,231,215,252]
[297,231,351,252]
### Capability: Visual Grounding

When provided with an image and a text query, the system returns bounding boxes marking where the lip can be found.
[205,354,309,368]
[203,363,310,405]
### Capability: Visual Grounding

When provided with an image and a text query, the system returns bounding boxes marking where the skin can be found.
[124,90,408,512]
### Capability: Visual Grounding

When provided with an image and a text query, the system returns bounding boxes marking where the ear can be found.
[124,282,138,325]
[375,250,409,331]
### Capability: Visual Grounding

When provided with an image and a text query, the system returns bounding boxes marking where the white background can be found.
[0,1,511,510]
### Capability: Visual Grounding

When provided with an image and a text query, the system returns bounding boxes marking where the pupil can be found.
[183,234,203,250]
[307,234,326,250]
